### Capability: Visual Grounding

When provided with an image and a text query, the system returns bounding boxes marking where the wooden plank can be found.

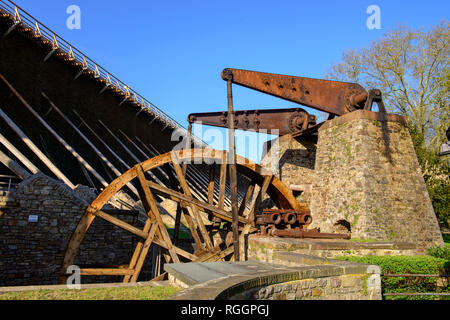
[218,152,227,209]
[249,175,273,222]
[123,218,153,283]
[0,132,39,174]
[171,151,214,251]
[80,268,135,276]
[136,165,180,263]
[0,149,31,180]
[41,92,124,183]
[207,165,216,205]
[0,79,108,188]
[130,222,159,282]
[91,208,148,239]
[72,109,130,170]
[0,107,75,189]
[147,180,251,225]
[238,181,255,216]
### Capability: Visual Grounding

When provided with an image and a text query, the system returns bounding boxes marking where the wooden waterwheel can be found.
[60,148,302,283]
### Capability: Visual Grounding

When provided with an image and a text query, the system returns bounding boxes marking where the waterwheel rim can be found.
[60,148,302,283]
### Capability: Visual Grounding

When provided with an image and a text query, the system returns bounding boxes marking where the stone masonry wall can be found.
[0,173,151,286]
[310,111,443,247]
[231,274,379,300]
[261,134,316,205]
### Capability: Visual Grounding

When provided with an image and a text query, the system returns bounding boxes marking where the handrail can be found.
[0,0,204,146]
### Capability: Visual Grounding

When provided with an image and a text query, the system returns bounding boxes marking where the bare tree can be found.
[326,21,449,151]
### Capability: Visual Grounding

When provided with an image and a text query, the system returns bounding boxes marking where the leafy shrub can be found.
[428,245,450,260]
[336,255,450,300]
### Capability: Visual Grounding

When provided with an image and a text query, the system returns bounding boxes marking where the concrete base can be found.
[248,235,422,260]
[165,256,381,300]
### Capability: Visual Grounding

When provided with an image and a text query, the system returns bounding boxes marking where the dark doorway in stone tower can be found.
[333,220,351,235]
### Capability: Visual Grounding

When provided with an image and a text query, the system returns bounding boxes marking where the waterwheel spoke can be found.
[136,165,180,263]
[130,222,159,282]
[218,152,227,209]
[61,148,302,284]
[171,152,214,251]
[208,164,216,205]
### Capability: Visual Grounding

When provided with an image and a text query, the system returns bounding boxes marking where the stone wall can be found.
[167,255,381,300]
[310,111,443,247]
[0,173,152,286]
[231,274,377,300]
[261,134,316,205]
[260,110,443,248]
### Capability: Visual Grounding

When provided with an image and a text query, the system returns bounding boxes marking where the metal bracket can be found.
[364,89,386,113]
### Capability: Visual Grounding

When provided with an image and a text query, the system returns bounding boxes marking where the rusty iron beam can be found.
[188,107,317,136]
[221,68,368,116]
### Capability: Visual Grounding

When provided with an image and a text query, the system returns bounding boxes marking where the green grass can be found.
[0,285,181,300]
[335,255,450,300]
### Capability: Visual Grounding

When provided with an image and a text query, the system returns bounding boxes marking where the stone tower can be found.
[261,110,444,248]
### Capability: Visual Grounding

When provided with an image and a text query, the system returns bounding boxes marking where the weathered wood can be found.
[0,132,39,174]
[218,152,227,209]
[0,148,31,180]
[72,109,130,170]
[147,180,250,225]
[130,222,158,282]
[80,268,135,276]
[91,208,148,239]
[99,120,141,164]
[99,120,164,186]
[136,165,180,263]
[41,92,125,186]
[208,165,216,205]
[0,78,108,188]
[0,107,75,189]
[119,129,171,186]
[171,151,214,251]
[123,217,152,283]
[238,181,255,216]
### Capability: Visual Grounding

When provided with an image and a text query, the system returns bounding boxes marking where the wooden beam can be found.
[130,222,158,282]
[238,181,255,216]
[72,109,130,170]
[41,92,122,180]
[218,152,227,209]
[207,165,216,205]
[0,148,31,180]
[171,152,214,250]
[0,132,39,174]
[0,80,110,189]
[136,165,180,263]
[80,268,135,276]
[147,180,250,225]
[0,107,75,189]
[90,208,148,239]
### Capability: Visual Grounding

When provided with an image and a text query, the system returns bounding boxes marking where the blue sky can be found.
[11,0,449,162]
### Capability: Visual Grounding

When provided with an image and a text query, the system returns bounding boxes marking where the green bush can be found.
[428,245,450,260]
[336,255,450,300]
